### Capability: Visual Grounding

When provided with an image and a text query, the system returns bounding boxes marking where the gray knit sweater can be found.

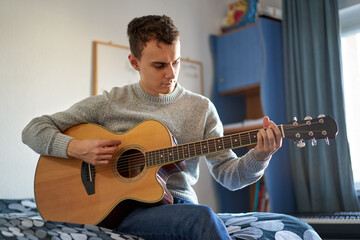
[22,83,269,204]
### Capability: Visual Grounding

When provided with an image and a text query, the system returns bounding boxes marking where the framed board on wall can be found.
[93,41,204,95]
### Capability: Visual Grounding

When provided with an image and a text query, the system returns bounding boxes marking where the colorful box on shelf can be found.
[222,0,258,33]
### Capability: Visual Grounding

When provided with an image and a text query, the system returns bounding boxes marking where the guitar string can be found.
[83,121,326,174]
[115,130,260,171]
[113,122,325,169]
[110,132,258,173]
[114,121,324,167]
[113,122,327,172]
[82,121,329,176]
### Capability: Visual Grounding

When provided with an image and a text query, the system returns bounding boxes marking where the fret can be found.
[166,147,174,162]
[215,137,224,151]
[150,151,155,166]
[208,139,216,153]
[240,133,251,146]
[158,149,164,164]
[194,142,202,156]
[163,148,168,163]
[177,145,184,160]
[153,150,159,165]
[248,131,257,144]
[223,135,232,149]
[172,145,179,161]
[159,149,164,164]
[155,149,162,165]
[162,148,167,163]
[250,131,257,144]
[207,140,210,153]
[231,134,241,148]
[149,150,154,165]
[183,145,190,159]
[201,141,209,154]
[188,143,196,158]
[145,151,151,166]
[229,135,234,148]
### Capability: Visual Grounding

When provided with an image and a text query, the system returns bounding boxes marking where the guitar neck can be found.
[145,125,284,167]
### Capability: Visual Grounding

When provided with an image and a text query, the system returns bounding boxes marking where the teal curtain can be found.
[282,0,360,212]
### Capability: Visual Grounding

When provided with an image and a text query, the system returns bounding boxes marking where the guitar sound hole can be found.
[116,149,145,178]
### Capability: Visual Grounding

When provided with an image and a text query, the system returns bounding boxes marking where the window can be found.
[341,33,360,190]
[339,3,360,191]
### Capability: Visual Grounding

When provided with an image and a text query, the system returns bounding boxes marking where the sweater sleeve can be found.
[22,94,107,158]
[203,101,270,191]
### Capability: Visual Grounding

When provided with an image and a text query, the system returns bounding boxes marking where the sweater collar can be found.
[133,82,183,104]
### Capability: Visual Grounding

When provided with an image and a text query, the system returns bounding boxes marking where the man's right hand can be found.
[67,139,122,165]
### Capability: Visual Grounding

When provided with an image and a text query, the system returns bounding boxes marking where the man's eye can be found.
[154,64,165,69]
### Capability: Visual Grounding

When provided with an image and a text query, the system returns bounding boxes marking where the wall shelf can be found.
[211,17,284,213]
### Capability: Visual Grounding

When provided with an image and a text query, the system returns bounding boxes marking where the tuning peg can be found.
[293,116,297,122]
[311,138,317,146]
[325,137,330,145]
[297,140,306,148]
[318,114,325,118]
[304,116,312,120]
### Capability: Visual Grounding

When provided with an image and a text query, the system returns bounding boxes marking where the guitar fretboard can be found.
[145,129,260,167]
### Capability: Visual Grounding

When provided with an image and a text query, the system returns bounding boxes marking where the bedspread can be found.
[0,199,320,239]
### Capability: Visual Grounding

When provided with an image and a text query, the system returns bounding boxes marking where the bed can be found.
[0,198,320,239]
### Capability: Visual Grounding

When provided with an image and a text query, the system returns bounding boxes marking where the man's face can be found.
[129,39,181,97]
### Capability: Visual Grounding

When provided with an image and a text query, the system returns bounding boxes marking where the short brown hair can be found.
[127,15,180,59]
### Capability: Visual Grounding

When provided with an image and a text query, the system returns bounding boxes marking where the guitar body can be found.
[34,120,183,228]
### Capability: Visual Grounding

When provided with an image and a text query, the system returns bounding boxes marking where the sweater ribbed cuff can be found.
[49,134,74,158]
[245,149,270,173]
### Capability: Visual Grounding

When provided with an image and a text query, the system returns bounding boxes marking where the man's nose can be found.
[165,65,176,79]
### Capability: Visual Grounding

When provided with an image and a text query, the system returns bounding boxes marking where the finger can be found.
[268,120,282,146]
[265,128,277,150]
[263,116,270,128]
[100,145,119,155]
[98,152,116,159]
[257,129,267,149]
[269,120,280,135]
[257,131,263,148]
[98,139,122,147]
[91,154,114,165]
[260,130,271,151]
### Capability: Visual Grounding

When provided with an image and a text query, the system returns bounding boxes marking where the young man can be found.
[23,15,319,240]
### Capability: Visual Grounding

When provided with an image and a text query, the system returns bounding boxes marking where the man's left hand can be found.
[253,116,282,161]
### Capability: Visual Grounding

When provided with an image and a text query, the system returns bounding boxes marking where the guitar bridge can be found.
[81,162,95,195]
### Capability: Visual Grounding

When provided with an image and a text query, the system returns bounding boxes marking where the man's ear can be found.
[128,53,140,71]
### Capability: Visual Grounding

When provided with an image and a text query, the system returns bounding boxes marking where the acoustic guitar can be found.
[34,115,338,228]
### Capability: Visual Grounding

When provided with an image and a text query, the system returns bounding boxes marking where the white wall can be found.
[0,0,282,212]
[0,0,230,211]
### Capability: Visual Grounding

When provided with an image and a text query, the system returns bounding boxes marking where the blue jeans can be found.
[117,197,231,240]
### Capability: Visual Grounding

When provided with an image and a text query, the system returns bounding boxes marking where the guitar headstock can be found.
[282,115,338,147]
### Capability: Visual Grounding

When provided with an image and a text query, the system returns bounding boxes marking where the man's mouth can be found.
[162,81,175,86]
